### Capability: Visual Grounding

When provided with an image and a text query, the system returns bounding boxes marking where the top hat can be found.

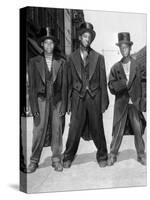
[116,32,133,46]
[38,27,57,45]
[78,22,96,42]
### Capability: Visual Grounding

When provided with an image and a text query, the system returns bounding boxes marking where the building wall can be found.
[71,9,85,51]
[64,9,72,56]
[132,46,146,68]
[26,7,65,56]
[26,7,85,57]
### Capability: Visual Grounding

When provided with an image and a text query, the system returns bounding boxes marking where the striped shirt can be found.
[45,55,53,72]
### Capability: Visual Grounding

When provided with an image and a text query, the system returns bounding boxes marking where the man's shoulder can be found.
[70,49,79,58]
[91,49,103,58]
[29,55,43,63]
[57,57,66,64]
[131,56,139,67]
[111,61,120,71]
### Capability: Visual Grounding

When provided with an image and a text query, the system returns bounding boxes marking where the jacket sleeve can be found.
[66,57,73,113]
[28,59,39,115]
[100,55,109,113]
[60,59,68,114]
[108,66,127,95]
[139,64,146,112]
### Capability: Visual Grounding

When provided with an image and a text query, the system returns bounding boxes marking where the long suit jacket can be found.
[66,48,109,140]
[28,54,67,145]
[28,54,67,115]
[108,57,146,136]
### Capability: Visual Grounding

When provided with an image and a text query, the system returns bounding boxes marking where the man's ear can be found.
[41,42,44,47]
[130,46,132,51]
[78,35,81,41]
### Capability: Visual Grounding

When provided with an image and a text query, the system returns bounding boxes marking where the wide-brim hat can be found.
[38,27,57,45]
[78,22,96,42]
[116,32,133,46]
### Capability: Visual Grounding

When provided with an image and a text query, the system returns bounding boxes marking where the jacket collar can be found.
[35,54,62,84]
[127,57,137,89]
[118,56,137,89]
[52,59,62,83]
[36,55,46,83]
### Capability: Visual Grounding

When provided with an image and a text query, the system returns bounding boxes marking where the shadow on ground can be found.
[117,149,137,162]
[39,149,138,169]
[9,184,19,191]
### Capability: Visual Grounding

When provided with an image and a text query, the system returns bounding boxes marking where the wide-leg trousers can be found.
[63,92,108,163]
[30,98,65,164]
[110,104,145,159]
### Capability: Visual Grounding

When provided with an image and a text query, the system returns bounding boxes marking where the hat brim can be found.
[78,28,96,42]
[38,36,57,45]
[116,40,133,46]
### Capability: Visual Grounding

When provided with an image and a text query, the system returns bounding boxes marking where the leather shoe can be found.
[26,163,38,173]
[137,156,146,166]
[107,155,117,166]
[63,160,72,168]
[98,160,107,168]
[52,162,63,172]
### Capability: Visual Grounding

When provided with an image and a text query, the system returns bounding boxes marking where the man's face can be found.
[79,32,92,48]
[119,43,131,58]
[42,39,54,54]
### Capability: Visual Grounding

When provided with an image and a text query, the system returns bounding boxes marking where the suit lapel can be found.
[52,59,61,83]
[128,58,136,89]
[89,49,99,80]
[71,49,82,80]
[36,56,46,84]
[118,61,127,80]
[71,48,99,81]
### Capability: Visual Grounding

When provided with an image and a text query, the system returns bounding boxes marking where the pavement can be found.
[20,94,147,193]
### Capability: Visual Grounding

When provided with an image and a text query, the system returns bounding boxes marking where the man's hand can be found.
[33,112,40,127]
[58,111,65,117]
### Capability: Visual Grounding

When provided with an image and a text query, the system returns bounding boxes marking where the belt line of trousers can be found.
[63,92,108,163]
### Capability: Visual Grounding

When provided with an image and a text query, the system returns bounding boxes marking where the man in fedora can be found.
[63,22,109,168]
[27,27,67,173]
[107,32,146,166]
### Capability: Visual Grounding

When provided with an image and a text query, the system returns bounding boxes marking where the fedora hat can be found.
[78,22,96,42]
[38,27,57,45]
[116,32,133,46]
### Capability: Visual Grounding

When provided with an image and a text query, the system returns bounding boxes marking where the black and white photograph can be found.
[19,6,147,194]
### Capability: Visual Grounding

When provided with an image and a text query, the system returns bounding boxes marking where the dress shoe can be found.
[52,162,63,172]
[137,156,146,166]
[63,160,72,168]
[107,155,117,166]
[98,160,107,168]
[26,163,38,173]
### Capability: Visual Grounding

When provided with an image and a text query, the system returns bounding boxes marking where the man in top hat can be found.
[107,32,146,166]
[63,22,109,168]
[27,27,67,173]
